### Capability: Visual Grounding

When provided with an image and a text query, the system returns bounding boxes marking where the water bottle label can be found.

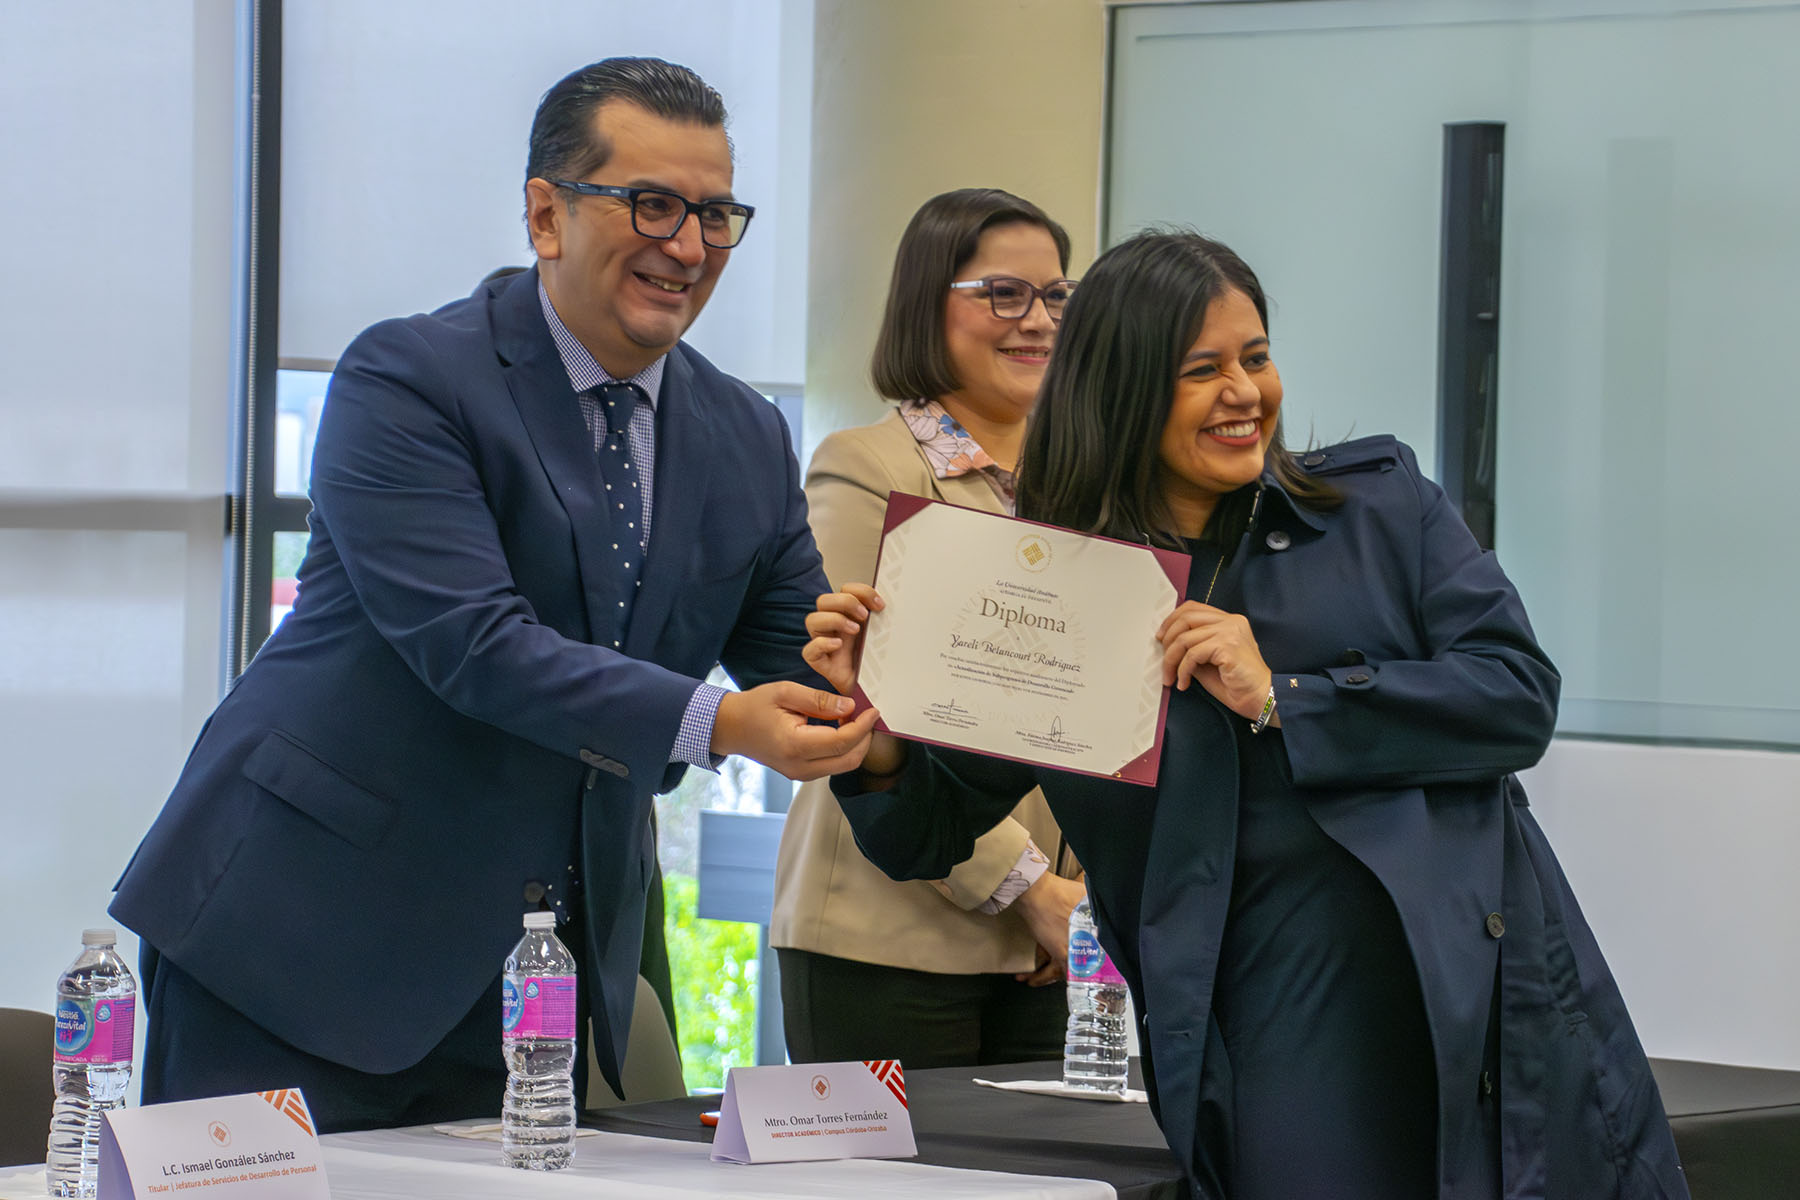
[501,974,576,1040]
[53,994,135,1064]
[1067,930,1126,985]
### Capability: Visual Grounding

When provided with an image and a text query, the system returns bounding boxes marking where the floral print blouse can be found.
[899,398,1017,512]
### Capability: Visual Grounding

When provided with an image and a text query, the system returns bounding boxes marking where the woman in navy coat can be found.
[808,232,1689,1199]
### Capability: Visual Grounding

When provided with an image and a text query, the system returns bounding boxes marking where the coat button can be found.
[1265,530,1291,551]
[1303,452,1327,467]
[1345,672,1371,685]
[523,880,547,905]
[1485,912,1506,938]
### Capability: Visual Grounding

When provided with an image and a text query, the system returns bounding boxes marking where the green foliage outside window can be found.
[662,870,760,1090]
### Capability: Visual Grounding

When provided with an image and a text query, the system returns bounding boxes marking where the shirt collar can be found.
[537,278,665,405]
[899,399,999,478]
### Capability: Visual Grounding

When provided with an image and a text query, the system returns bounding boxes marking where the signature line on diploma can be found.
[1046,716,1065,741]
[928,698,968,715]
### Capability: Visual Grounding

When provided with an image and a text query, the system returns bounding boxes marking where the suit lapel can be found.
[627,346,715,657]
[491,268,623,642]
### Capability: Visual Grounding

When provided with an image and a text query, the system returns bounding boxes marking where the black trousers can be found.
[777,946,1066,1069]
[139,911,592,1134]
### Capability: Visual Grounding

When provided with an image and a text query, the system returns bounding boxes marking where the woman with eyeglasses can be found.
[769,188,1088,1068]
[805,231,1688,1198]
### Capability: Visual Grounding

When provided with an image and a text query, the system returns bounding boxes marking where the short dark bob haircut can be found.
[870,188,1072,403]
[525,57,728,192]
[1017,230,1339,548]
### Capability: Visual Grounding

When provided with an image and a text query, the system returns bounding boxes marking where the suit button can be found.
[523,880,547,905]
[1264,530,1291,551]
[1345,672,1371,685]
[1303,452,1327,467]
[1485,912,1506,938]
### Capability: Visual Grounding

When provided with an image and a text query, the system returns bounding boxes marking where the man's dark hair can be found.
[525,57,729,189]
[1016,230,1339,548]
[870,188,1072,403]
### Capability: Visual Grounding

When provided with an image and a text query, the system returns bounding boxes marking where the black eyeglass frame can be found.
[548,179,755,248]
[948,275,1079,321]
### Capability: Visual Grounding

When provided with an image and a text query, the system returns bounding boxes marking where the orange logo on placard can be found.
[811,1074,830,1100]
[207,1121,231,1147]
[258,1089,315,1136]
[862,1060,908,1109]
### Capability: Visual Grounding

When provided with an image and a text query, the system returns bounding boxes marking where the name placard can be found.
[711,1060,917,1164]
[99,1090,329,1200]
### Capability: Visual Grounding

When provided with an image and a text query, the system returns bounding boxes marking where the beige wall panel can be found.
[806,0,1107,455]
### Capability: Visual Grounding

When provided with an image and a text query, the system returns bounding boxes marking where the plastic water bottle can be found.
[47,928,137,1198]
[501,911,577,1169]
[1063,893,1129,1093]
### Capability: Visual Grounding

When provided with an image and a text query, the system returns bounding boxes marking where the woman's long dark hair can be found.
[1016,231,1338,548]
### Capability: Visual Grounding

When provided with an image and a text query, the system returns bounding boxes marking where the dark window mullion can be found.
[228,0,283,679]
[268,495,312,531]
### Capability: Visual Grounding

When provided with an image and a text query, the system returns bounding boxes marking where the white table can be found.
[0,1121,1114,1200]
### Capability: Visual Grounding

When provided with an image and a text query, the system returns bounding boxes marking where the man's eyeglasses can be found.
[550,180,755,249]
[948,276,1078,321]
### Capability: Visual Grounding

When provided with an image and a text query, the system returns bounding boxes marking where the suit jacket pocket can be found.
[241,730,400,850]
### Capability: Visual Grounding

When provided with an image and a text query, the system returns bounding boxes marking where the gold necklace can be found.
[1202,548,1224,606]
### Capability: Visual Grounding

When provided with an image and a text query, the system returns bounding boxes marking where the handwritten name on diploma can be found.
[947,630,1082,674]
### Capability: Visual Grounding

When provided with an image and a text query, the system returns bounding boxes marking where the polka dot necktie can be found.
[592,382,648,641]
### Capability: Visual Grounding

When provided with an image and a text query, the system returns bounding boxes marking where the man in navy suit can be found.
[110,57,875,1130]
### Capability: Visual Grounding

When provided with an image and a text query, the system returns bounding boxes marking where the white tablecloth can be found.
[0,1121,1115,1200]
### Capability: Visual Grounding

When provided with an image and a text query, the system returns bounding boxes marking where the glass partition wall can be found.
[1108,0,1800,749]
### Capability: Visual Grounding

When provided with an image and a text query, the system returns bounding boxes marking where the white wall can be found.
[805,0,1107,458]
[1524,739,1800,1069]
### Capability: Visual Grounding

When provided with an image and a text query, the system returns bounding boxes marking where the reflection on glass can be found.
[270,530,309,634]
[276,369,331,497]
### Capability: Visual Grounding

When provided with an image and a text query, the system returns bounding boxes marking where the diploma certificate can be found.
[855,494,1189,785]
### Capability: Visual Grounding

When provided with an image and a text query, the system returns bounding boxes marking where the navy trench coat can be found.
[836,437,1688,1199]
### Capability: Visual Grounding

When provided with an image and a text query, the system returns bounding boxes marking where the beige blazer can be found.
[769,409,1073,974]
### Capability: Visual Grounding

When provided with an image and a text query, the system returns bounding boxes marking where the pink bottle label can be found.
[501,975,576,1040]
[1068,930,1126,986]
[53,995,135,1064]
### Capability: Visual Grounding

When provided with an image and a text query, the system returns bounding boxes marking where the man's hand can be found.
[1011,872,1085,986]
[710,681,880,781]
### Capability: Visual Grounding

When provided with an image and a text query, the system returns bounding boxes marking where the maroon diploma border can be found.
[848,492,1190,787]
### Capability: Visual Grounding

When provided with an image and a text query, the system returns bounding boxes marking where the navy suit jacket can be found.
[112,267,828,1092]
[837,437,1686,1199]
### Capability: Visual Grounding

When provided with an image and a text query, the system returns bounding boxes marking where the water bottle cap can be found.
[80,928,117,947]
[521,912,557,930]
